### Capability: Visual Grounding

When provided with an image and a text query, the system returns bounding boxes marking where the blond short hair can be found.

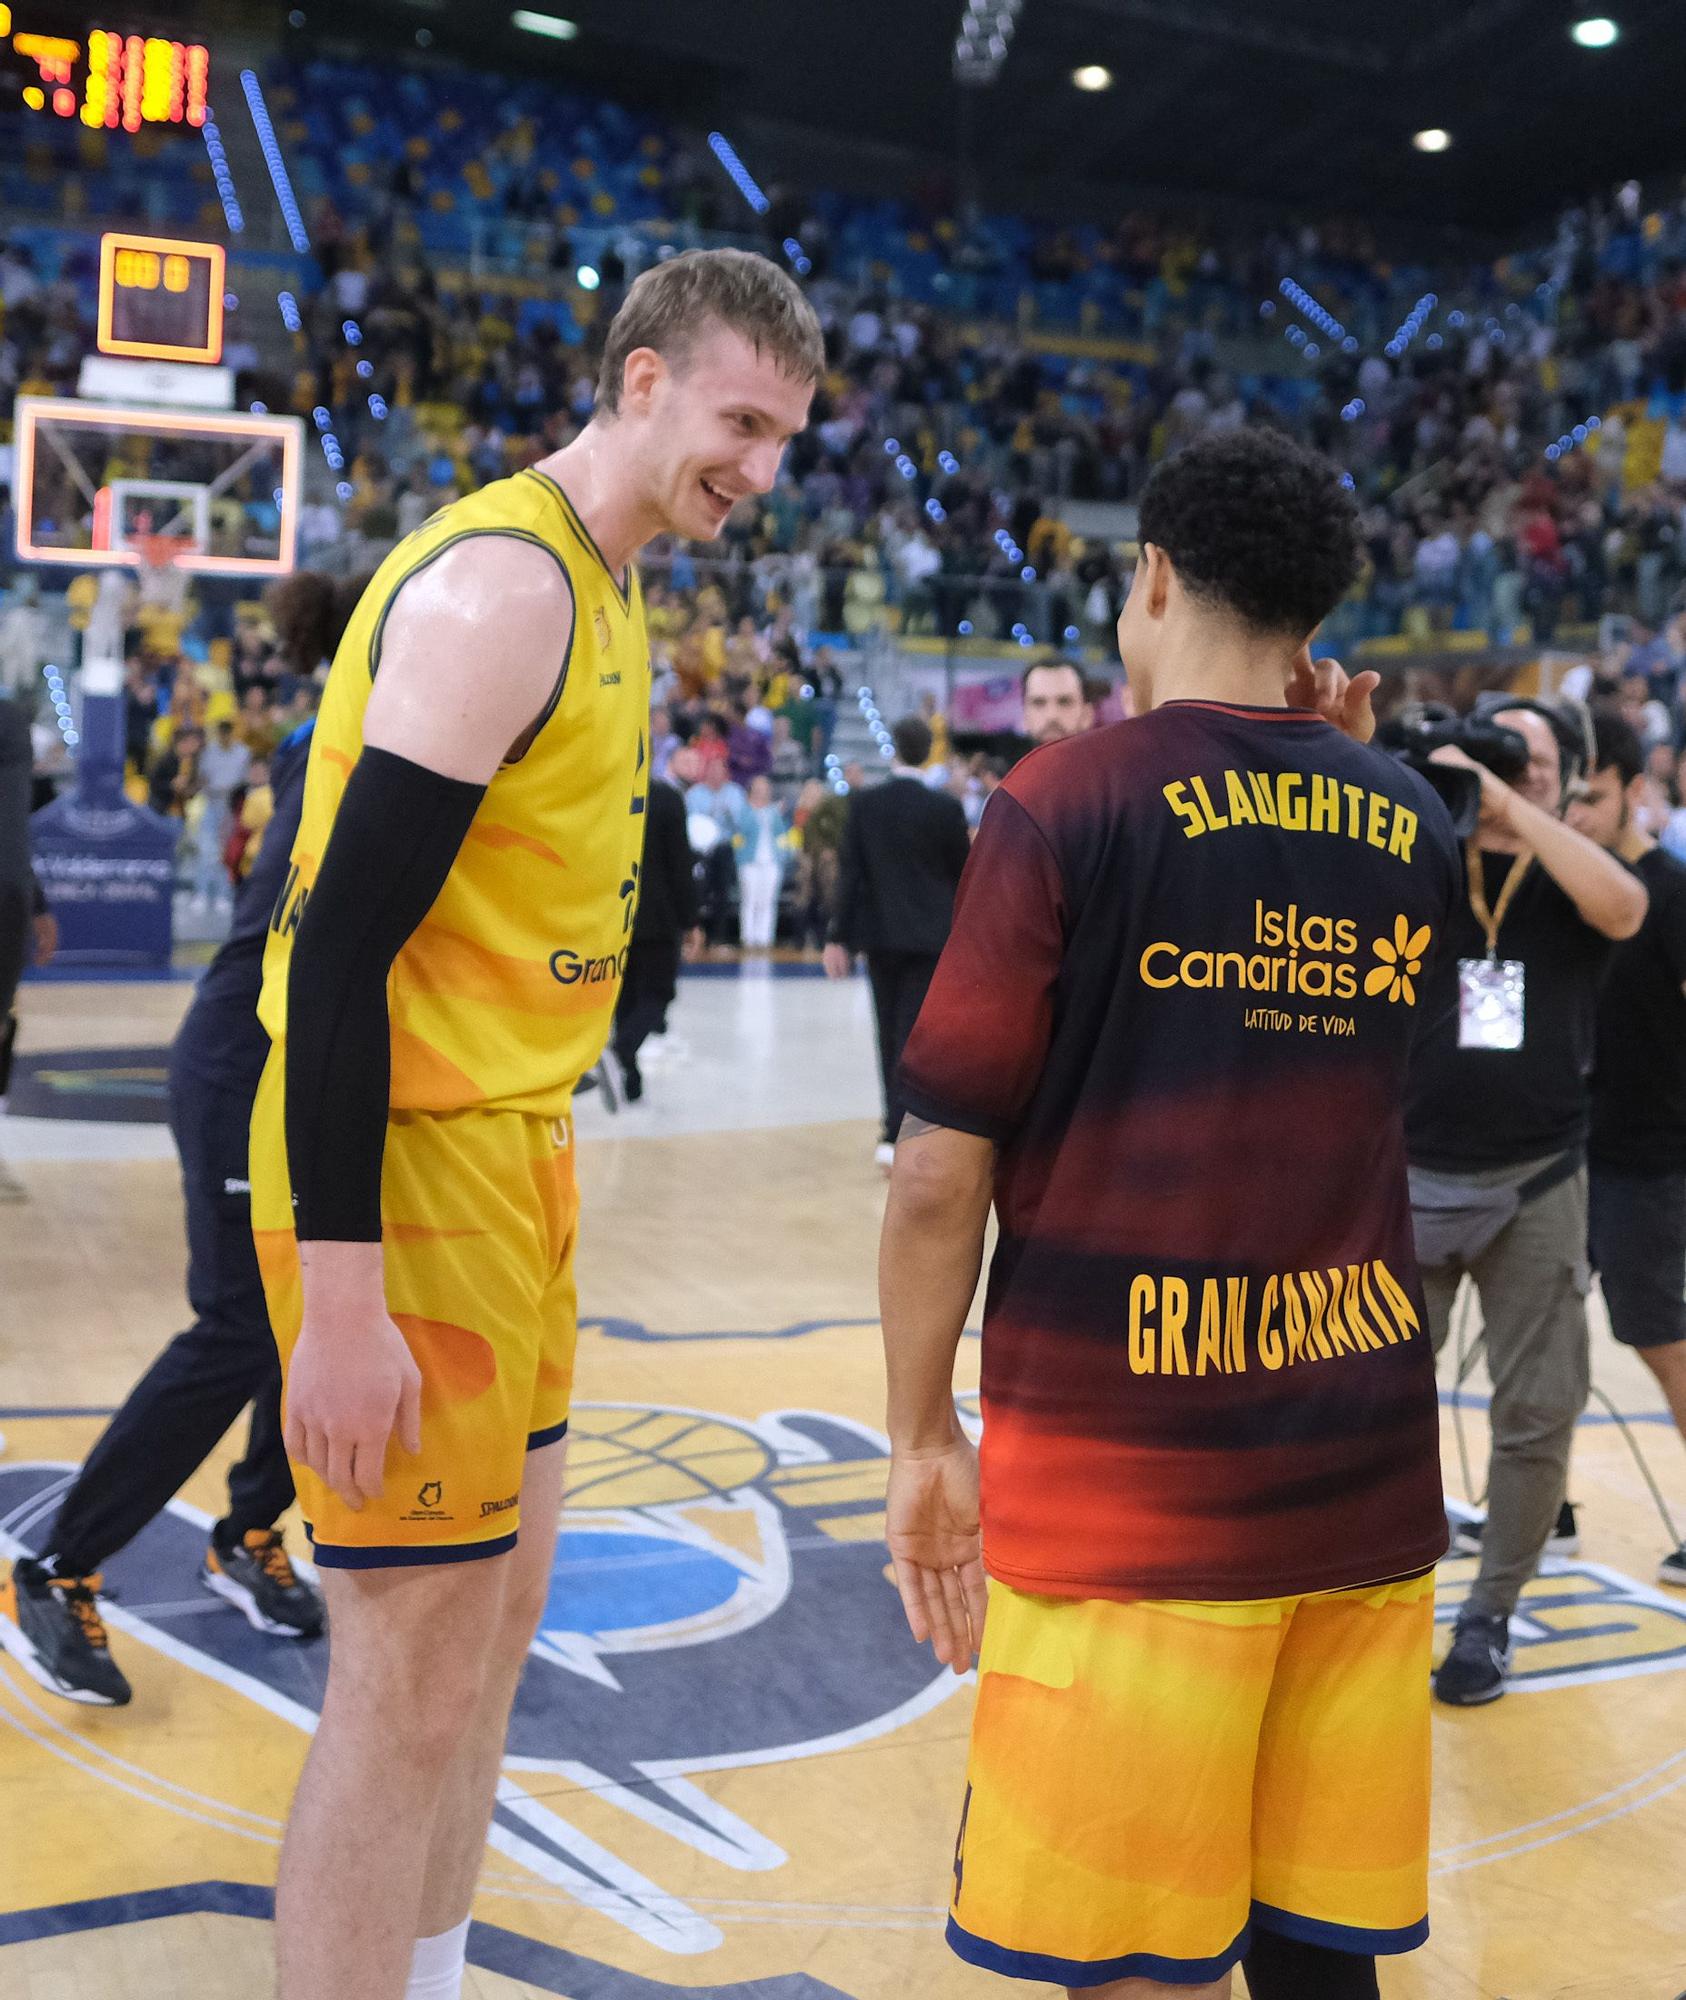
[595,248,824,414]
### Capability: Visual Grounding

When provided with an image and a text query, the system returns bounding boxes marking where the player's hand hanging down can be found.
[283,1241,423,1510]
[886,1433,989,1672]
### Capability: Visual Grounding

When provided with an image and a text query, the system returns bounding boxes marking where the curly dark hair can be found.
[1136,428,1361,637]
[264,568,376,674]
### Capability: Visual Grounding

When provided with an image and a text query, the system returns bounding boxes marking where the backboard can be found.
[12,395,305,576]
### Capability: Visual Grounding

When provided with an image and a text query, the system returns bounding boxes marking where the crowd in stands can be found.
[12,51,1686,914]
[274,157,1686,650]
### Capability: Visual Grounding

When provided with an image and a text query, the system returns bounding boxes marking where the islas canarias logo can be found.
[1140,902,1433,1006]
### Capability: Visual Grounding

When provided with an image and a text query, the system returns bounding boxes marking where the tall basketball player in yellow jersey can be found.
[248,249,822,2000]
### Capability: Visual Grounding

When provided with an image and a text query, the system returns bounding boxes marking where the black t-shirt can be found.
[899,701,1460,1603]
[1589,845,1686,1173]
[1405,848,1616,1171]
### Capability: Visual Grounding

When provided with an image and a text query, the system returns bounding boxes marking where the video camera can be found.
[1378,695,1591,838]
[1377,705,1525,837]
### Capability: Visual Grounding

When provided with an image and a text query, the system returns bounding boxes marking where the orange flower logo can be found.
[1365,916,1431,1004]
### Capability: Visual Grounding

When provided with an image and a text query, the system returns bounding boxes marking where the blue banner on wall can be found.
[30,692,176,968]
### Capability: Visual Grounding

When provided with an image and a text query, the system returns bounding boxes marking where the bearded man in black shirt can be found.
[1407,701,1648,1705]
[1568,708,1686,1588]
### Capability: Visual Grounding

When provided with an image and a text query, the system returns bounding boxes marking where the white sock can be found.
[405,1917,469,2000]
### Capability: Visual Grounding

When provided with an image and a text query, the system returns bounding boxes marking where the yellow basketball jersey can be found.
[257,467,650,1116]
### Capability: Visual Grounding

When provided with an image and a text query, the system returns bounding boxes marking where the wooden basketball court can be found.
[2,971,1683,1999]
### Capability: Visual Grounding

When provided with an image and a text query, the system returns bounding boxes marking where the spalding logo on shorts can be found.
[0,1402,959,1972]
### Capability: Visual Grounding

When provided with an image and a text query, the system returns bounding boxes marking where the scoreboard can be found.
[3,9,208,127]
[97,233,225,365]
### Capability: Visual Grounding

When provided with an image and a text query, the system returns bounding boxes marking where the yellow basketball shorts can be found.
[250,1052,579,1570]
[947,1571,1435,1986]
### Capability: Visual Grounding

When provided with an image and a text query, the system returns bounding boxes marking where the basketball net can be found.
[131,533,193,617]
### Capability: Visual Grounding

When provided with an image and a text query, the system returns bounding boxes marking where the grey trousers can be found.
[1418,1165,1592,1620]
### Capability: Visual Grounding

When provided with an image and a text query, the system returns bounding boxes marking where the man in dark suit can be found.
[612,775,702,1102]
[825,715,971,1168]
[0,693,53,1203]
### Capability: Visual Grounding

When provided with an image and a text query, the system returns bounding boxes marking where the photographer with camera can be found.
[1568,709,1686,1586]
[1406,699,1648,1705]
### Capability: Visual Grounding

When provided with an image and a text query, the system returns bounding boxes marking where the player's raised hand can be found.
[1287,645,1380,744]
[886,1435,988,1673]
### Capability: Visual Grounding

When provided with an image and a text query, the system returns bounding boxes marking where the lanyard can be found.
[1466,842,1533,960]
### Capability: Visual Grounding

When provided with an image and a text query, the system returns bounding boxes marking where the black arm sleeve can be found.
[285,746,485,1241]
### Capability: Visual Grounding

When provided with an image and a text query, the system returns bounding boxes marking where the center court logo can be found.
[0,1401,960,1970]
[1365,917,1432,1004]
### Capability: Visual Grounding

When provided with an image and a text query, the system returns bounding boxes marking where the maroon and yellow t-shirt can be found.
[899,699,1461,1603]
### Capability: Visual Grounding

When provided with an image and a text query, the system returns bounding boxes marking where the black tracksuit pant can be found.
[866,949,942,1147]
[613,937,683,1074]
[44,1044,293,1575]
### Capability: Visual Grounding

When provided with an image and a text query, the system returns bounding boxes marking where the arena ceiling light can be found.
[1412,127,1452,153]
[1570,16,1620,46]
[1072,64,1113,91]
[953,0,1024,86]
[512,10,578,39]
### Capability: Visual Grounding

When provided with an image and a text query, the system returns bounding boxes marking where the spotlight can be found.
[513,10,577,38]
[1570,17,1619,47]
[576,265,600,290]
[1413,129,1451,153]
[1072,65,1112,91]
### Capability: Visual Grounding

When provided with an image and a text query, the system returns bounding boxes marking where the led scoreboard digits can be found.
[2,9,209,127]
[97,233,226,364]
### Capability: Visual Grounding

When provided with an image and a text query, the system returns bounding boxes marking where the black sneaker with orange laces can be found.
[0,1559,132,1705]
[200,1528,325,1638]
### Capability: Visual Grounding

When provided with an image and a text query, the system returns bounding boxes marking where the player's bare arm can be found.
[282,536,575,1510]
[879,1119,996,1671]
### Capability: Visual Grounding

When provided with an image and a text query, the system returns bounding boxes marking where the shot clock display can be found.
[97,233,226,364]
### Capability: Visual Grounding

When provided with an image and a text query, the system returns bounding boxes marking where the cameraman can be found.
[1409,703,1647,1705]
[1568,710,1686,1586]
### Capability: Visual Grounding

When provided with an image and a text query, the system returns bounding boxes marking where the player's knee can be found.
[495,1566,552,1663]
[322,1580,503,1749]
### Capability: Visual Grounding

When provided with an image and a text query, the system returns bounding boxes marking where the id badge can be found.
[1457,957,1525,1050]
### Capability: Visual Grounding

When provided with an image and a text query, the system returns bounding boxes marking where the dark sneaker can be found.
[201,1530,325,1638]
[1658,1544,1686,1588]
[1433,1611,1512,1706]
[0,1560,132,1705]
[1450,1500,1578,1559]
